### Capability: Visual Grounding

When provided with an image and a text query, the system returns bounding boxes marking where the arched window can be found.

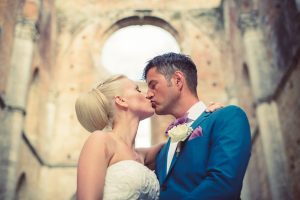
[101,25,180,147]
[101,25,180,81]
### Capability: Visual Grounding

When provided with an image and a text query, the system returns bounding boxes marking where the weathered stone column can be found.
[0,8,38,200]
[239,11,291,200]
[239,11,274,102]
[240,171,250,200]
[256,102,291,199]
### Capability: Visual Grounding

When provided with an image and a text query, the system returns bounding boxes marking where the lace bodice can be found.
[103,160,160,200]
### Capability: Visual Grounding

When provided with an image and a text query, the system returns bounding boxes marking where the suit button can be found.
[161,184,167,191]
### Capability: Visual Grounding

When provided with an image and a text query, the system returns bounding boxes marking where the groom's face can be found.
[146,67,179,115]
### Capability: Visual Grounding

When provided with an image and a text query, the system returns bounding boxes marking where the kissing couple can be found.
[75,52,251,200]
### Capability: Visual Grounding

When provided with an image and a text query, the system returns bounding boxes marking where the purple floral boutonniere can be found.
[165,113,204,143]
[167,124,203,143]
[170,126,203,157]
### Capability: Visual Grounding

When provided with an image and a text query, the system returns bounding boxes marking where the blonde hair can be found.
[75,75,126,132]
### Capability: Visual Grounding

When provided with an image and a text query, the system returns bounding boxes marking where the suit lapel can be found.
[162,111,211,183]
[190,111,210,130]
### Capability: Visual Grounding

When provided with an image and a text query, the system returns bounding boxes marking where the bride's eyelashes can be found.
[136,86,141,93]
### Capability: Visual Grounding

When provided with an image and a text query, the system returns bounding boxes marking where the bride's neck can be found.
[112,113,140,148]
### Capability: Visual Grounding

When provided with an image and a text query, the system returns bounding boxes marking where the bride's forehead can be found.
[121,78,135,87]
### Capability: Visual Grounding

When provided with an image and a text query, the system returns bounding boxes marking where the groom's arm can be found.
[136,142,165,170]
[184,106,251,200]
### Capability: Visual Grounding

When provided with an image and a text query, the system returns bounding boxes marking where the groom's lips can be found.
[151,101,156,108]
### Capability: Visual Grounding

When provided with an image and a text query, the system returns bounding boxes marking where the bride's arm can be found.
[77,131,113,200]
[136,142,165,170]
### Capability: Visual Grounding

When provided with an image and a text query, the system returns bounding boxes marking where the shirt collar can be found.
[187,101,207,121]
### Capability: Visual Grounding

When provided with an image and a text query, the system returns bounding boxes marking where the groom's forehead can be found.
[146,69,163,81]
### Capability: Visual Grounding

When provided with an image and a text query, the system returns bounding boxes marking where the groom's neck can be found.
[172,95,199,118]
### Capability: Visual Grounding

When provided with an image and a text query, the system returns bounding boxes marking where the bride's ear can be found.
[114,96,128,109]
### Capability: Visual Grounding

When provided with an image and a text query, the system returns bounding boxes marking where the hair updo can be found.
[75,75,126,132]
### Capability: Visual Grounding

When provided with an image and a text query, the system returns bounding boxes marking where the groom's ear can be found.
[173,71,184,90]
[114,96,128,109]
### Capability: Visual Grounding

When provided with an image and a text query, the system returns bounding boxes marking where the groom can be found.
[144,52,251,200]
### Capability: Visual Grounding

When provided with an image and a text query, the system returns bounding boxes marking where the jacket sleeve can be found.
[184,106,252,200]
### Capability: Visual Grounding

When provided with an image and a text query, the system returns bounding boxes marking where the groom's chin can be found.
[154,109,164,116]
[152,105,167,115]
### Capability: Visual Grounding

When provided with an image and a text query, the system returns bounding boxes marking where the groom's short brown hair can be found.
[143,52,198,96]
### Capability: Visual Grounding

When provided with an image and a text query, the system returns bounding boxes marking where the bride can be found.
[75,75,162,200]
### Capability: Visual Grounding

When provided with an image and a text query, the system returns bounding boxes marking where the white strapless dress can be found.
[103,160,160,200]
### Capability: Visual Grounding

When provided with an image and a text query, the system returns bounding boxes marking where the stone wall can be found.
[224,0,300,199]
[0,0,299,199]
[276,61,300,199]
[246,133,272,199]
[256,0,300,199]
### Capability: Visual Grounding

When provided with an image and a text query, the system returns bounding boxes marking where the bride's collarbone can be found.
[110,146,144,166]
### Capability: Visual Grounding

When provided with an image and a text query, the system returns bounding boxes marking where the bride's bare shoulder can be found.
[82,130,116,154]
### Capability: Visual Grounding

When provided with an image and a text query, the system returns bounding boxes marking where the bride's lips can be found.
[150,101,156,108]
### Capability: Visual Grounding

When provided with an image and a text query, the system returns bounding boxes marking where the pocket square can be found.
[188,126,203,140]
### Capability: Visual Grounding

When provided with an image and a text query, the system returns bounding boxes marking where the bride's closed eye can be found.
[136,86,141,93]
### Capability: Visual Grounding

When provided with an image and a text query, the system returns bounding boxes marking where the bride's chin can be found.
[141,111,154,121]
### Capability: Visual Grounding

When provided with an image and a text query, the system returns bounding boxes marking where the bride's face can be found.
[120,78,154,120]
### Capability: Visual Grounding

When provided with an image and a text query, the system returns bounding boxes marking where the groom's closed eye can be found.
[148,81,157,90]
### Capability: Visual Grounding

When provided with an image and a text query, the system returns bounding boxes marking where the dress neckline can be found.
[108,160,144,169]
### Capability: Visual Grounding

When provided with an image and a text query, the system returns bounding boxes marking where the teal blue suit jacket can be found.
[155,105,251,200]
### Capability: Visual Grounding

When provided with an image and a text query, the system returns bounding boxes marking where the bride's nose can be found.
[146,91,154,99]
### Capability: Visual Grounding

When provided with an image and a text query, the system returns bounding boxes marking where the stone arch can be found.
[98,15,181,144]
[51,7,228,166]
[92,15,182,78]
[102,15,181,47]
[97,15,181,145]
